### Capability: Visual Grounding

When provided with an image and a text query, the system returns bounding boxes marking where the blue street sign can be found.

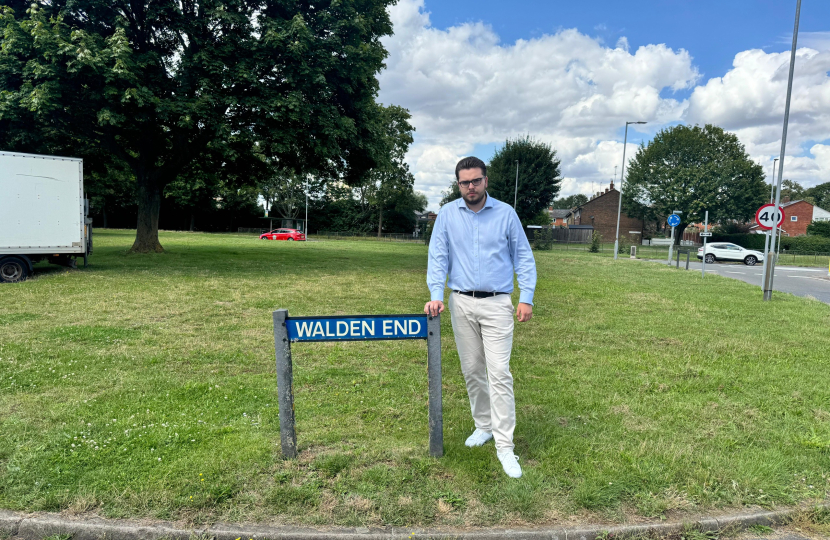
[667,214,681,227]
[286,314,428,342]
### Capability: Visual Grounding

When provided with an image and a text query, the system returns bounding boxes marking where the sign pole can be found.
[273,309,298,459]
[701,211,709,278]
[427,315,443,457]
[667,226,675,265]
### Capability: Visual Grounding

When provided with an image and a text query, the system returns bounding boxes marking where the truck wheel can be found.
[0,257,29,283]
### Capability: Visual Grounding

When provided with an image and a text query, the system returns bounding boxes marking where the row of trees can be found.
[0,0,421,249]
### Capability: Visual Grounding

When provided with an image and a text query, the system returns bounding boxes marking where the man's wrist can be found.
[430,290,445,302]
[518,293,534,306]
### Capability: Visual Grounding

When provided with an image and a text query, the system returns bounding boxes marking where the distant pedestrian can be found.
[424,156,536,479]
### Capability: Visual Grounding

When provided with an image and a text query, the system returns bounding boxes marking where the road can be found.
[648,258,830,304]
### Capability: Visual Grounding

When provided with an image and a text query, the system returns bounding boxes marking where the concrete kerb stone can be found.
[16,515,206,540]
[0,509,23,537]
[1,504,827,540]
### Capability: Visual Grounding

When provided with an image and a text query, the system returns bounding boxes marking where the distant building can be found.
[748,197,830,236]
[546,208,572,226]
[570,182,643,242]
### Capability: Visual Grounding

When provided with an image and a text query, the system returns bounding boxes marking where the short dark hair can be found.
[455,156,487,180]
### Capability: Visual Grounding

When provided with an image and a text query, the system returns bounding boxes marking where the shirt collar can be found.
[456,192,494,213]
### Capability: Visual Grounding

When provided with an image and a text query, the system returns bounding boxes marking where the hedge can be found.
[709,233,830,253]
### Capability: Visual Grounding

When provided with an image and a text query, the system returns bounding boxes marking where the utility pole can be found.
[514,160,519,209]
[614,121,647,260]
[763,0,801,301]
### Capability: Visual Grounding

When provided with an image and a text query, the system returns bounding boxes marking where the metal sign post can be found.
[701,211,709,278]
[272,309,443,458]
[667,213,681,265]
[756,204,785,293]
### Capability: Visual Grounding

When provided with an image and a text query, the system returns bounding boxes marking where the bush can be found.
[806,221,830,238]
[531,228,554,250]
[779,235,830,253]
[589,231,602,253]
[617,237,632,255]
[709,233,766,250]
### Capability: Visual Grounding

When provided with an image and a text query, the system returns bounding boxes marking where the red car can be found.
[259,228,306,241]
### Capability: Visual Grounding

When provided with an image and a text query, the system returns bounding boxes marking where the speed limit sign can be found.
[755,204,785,230]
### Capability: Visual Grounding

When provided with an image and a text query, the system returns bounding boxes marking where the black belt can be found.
[454,290,508,298]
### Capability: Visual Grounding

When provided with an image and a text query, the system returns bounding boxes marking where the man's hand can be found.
[424,300,445,317]
[516,303,533,322]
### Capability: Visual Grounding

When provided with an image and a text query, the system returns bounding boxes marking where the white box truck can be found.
[0,151,92,283]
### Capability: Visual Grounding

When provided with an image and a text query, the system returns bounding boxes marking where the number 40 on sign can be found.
[755,204,785,230]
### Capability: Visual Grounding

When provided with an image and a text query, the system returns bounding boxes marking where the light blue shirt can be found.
[427,194,537,305]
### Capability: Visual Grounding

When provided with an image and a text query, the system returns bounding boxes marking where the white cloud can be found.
[378,0,698,209]
[687,46,830,188]
[378,0,830,210]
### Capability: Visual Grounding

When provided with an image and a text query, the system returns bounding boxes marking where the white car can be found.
[697,243,764,266]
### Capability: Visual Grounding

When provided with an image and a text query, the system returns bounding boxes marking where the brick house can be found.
[748,197,830,236]
[570,182,644,242]
[546,208,572,226]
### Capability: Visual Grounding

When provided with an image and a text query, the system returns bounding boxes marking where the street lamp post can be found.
[514,160,519,210]
[614,121,647,260]
[763,0,801,301]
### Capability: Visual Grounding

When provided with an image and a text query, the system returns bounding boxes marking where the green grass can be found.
[1,229,829,528]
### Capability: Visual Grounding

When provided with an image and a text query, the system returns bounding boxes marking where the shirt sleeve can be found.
[508,210,537,305]
[426,209,449,302]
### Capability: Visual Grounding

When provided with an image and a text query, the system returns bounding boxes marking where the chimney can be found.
[605,188,609,194]
[597,192,601,198]
[610,181,615,190]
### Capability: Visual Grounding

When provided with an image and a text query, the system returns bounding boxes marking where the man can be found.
[424,156,536,479]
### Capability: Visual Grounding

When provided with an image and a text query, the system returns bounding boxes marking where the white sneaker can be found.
[497,451,522,478]
[464,428,493,447]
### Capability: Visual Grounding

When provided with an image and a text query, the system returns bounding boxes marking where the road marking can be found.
[776,267,824,272]
[725,271,746,275]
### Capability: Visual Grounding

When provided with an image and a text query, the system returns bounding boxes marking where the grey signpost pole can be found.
[272,308,297,459]
[426,315,443,457]
[667,225,675,265]
[701,211,709,278]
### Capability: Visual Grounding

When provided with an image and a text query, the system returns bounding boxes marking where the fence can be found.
[777,251,830,267]
[525,227,593,245]
[314,231,425,243]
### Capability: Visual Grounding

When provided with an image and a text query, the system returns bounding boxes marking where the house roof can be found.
[549,209,572,219]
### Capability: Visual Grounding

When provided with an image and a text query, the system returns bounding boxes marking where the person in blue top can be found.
[424,156,537,478]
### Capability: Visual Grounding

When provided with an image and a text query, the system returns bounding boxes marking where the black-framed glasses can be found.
[458,177,484,188]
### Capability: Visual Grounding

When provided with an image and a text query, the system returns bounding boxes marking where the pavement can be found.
[646,258,830,304]
[2,506,830,540]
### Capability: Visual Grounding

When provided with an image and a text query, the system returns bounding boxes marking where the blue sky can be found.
[378,0,830,210]
[429,0,828,84]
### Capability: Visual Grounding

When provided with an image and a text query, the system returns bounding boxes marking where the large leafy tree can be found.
[486,135,562,222]
[0,0,394,252]
[359,104,416,236]
[552,193,587,209]
[806,181,830,210]
[622,124,767,245]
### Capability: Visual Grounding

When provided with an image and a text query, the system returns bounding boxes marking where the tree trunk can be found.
[190,213,195,232]
[102,203,108,228]
[674,224,688,246]
[130,172,164,253]
[377,206,383,238]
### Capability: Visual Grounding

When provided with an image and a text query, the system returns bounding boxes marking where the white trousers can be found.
[449,292,516,452]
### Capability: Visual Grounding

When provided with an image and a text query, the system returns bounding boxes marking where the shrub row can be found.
[709,232,830,253]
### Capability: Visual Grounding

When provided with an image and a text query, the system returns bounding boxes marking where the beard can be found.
[462,190,485,205]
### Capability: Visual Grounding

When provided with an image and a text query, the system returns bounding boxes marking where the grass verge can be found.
[1,229,829,527]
